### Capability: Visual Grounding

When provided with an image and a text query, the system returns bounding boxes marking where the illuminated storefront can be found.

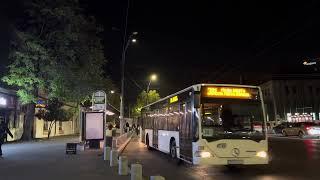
[0,87,23,141]
[286,113,315,122]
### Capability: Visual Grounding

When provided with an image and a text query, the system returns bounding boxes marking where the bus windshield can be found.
[201,100,266,141]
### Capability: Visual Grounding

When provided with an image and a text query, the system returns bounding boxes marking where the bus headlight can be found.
[256,151,267,158]
[195,151,211,158]
[200,151,211,158]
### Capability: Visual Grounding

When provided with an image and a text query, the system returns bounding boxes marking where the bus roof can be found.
[141,83,261,109]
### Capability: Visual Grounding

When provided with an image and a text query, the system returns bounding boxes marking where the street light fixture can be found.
[119,31,138,134]
[150,74,157,81]
[110,90,115,94]
[146,74,157,105]
[147,74,157,93]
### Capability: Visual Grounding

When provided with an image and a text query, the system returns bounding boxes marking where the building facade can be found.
[34,104,78,139]
[0,87,24,141]
[1,86,79,141]
[260,74,320,124]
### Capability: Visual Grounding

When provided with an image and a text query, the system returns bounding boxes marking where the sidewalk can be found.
[122,136,196,180]
[0,136,128,180]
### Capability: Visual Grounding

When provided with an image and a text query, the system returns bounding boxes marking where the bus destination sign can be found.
[203,87,252,99]
[169,96,178,103]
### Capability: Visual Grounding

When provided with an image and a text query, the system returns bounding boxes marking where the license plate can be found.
[227,160,244,165]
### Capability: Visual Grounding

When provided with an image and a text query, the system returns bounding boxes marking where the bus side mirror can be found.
[194,91,200,108]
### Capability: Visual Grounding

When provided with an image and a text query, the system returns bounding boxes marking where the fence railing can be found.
[112,131,133,152]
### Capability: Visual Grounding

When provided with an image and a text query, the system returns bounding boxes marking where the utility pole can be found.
[119,32,137,134]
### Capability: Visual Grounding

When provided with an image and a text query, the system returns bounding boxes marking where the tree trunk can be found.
[21,103,36,141]
[47,121,56,139]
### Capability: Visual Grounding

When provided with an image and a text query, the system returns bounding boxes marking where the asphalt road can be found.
[122,136,320,180]
[1,135,319,180]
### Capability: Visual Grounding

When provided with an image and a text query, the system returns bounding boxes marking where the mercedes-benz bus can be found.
[141,84,268,165]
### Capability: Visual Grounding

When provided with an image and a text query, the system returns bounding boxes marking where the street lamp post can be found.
[146,74,157,105]
[120,32,137,134]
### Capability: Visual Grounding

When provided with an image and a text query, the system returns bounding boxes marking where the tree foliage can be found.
[2,0,116,140]
[2,32,49,104]
[131,90,160,117]
[20,0,109,103]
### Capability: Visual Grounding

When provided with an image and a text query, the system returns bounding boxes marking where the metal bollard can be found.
[104,146,111,161]
[150,176,165,180]
[118,156,128,175]
[131,163,142,180]
[110,150,118,167]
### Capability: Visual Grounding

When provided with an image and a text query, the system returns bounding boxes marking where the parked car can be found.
[273,122,292,134]
[282,122,320,138]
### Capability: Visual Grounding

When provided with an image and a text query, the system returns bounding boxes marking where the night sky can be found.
[2,1,320,104]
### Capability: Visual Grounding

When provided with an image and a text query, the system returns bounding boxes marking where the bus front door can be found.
[153,117,158,149]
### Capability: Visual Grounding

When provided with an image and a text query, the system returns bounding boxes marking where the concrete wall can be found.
[34,106,78,139]
[34,119,75,138]
[7,106,78,141]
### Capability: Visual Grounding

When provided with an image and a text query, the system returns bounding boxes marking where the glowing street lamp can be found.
[150,74,157,81]
[110,90,115,94]
[146,74,157,105]
[147,74,157,93]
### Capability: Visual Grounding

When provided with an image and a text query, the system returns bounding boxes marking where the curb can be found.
[117,134,134,155]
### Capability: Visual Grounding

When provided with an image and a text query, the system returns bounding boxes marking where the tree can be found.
[35,98,71,139]
[20,0,108,103]
[2,0,113,140]
[131,90,160,117]
[2,31,50,140]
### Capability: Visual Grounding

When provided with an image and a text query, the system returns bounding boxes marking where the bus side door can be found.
[179,102,193,161]
[153,111,159,149]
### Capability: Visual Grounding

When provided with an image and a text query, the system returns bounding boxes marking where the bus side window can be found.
[168,104,179,131]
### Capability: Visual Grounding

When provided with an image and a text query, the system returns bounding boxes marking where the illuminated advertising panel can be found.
[202,86,255,99]
[85,112,105,140]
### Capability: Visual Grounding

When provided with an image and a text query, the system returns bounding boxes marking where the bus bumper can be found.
[193,156,269,165]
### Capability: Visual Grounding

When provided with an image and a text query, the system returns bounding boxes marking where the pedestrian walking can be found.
[135,124,140,136]
[0,120,13,157]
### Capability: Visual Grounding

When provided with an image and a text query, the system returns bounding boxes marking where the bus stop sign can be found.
[92,91,106,111]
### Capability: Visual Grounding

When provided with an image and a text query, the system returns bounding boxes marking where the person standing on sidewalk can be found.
[0,120,13,157]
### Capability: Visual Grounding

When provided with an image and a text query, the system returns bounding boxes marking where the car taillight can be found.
[305,126,311,130]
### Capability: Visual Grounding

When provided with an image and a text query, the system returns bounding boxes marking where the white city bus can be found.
[141,84,268,165]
